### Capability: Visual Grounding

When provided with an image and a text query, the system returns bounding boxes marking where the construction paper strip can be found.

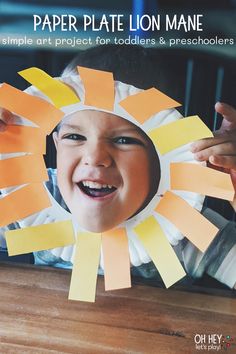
[5,220,75,256]
[148,116,213,154]
[18,67,80,108]
[0,83,64,134]
[0,125,46,154]
[69,232,101,302]
[78,66,114,111]
[134,216,186,288]
[0,154,48,188]
[156,191,219,252]
[119,87,181,124]
[170,162,235,201]
[102,228,131,291]
[0,183,51,227]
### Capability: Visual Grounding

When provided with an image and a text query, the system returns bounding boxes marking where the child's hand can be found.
[191,102,236,169]
[191,102,236,210]
[0,108,13,132]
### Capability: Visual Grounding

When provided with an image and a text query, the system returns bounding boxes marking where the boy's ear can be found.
[52,131,59,150]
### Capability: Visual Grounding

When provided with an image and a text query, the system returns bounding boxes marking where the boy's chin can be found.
[72,208,141,232]
[77,217,121,233]
[81,222,116,233]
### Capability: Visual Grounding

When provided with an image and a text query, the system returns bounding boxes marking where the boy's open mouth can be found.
[78,180,117,198]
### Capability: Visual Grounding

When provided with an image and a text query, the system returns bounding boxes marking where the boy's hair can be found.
[62,44,151,89]
[61,44,184,105]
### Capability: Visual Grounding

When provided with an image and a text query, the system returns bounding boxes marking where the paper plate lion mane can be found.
[0,67,234,302]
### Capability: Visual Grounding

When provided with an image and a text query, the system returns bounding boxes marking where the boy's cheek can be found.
[56,146,74,166]
[125,165,150,196]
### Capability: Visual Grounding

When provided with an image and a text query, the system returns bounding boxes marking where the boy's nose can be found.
[81,143,113,168]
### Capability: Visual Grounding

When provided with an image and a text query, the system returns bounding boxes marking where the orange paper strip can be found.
[78,66,114,111]
[0,83,64,134]
[0,125,46,154]
[170,163,235,201]
[0,155,48,189]
[155,191,219,252]
[102,228,131,291]
[0,183,51,227]
[119,87,181,124]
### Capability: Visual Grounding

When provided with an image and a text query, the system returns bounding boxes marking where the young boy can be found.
[53,109,160,232]
[0,45,236,290]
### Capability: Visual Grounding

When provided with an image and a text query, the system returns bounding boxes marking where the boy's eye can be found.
[62,133,86,141]
[113,136,144,145]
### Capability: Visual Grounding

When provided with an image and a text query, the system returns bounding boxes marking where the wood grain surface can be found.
[0,262,235,354]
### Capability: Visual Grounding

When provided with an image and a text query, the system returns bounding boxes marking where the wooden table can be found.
[0,263,235,354]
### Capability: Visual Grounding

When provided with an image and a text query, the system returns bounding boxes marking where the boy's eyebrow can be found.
[109,126,143,134]
[60,123,142,134]
[59,123,83,131]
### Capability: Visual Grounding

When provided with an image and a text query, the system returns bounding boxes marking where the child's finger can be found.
[0,108,11,122]
[209,155,236,170]
[0,108,14,132]
[215,102,236,131]
[191,133,233,153]
[0,121,7,132]
[230,170,236,190]
[194,142,236,161]
[215,102,236,123]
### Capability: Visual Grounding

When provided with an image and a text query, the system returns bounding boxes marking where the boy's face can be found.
[53,110,159,232]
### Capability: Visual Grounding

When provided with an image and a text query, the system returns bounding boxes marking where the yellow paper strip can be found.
[18,67,80,108]
[5,220,75,256]
[102,228,131,291]
[148,116,213,154]
[0,183,51,227]
[170,162,235,201]
[69,232,101,302]
[134,216,186,288]
[0,154,48,189]
[78,66,114,111]
[0,125,46,154]
[119,87,181,124]
[0,83,64,134]
[156,191,219,252]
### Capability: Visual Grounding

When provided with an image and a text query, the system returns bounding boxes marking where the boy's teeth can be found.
[82,181,113,189]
